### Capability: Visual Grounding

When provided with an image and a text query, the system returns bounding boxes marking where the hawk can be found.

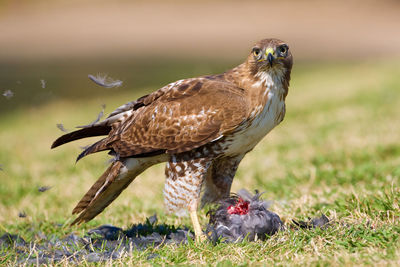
[52,38,293,241]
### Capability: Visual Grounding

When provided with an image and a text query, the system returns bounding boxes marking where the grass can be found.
[0,59,399,265]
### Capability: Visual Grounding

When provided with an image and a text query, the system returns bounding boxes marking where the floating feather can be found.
[76,104,106,128]
[56,123,69,133]
[88,74,123,88]
[38,186,52,192]
[40,79,46,88]
[2,90,14,99]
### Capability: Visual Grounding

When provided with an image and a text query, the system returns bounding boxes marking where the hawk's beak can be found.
[267,53,274,67]
[264,48,275,67]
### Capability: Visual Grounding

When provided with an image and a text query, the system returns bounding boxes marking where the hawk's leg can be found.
[164,154,211,241]
[189,205,207,242]
[201,154,244,207]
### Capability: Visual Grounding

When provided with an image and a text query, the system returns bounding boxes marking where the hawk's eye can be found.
[252,48,261,57]
[278,45,288,57]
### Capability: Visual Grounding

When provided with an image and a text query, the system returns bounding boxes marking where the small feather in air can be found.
[38,186,52,192]
[40,79,46,88]
[56,123,69,133]
[18,211,27,218]
[2,90,14,99]
[88,74,123,88]
[76,104,106,128]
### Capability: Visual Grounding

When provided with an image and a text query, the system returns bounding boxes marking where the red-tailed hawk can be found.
[52,38,293,241]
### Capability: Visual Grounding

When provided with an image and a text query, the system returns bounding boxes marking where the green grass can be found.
[0,59,399,266]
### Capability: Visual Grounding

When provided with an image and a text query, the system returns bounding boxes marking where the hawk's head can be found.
[248,38,293,77]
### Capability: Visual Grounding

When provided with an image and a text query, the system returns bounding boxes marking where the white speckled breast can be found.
[224,74,286,156]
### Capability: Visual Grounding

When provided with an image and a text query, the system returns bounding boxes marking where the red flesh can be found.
[227,197,249,215]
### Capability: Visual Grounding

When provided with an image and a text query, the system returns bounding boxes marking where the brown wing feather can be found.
[104,78,248,158]
[51,94,148,151]
[51,126,111,149]
[55,77,248,160]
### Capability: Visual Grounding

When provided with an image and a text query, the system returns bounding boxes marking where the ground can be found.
[0,59,399,265]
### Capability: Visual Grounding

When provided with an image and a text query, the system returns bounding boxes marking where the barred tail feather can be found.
[72,161,122,215]
[71,156,164,225]
[71,161,129,225]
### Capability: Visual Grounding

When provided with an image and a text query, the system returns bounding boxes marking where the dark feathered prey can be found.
[207,189,283,242]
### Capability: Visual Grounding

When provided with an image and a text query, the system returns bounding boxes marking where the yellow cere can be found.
[265,48,275,57]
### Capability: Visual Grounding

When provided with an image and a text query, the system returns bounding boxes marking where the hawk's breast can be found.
[223,86,286,156]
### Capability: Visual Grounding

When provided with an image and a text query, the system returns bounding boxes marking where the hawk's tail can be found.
[71,157,158,225]
[71,160,131,225]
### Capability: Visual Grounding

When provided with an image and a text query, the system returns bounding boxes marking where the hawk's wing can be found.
[79,77,249,159]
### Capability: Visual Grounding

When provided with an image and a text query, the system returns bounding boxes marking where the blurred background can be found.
[0,0,399,227]
[0,0,399,112]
